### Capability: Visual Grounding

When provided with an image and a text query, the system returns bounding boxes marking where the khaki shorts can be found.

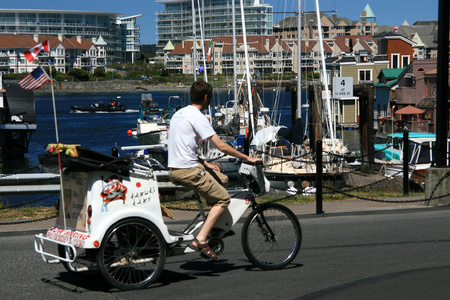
[169,163,230,207]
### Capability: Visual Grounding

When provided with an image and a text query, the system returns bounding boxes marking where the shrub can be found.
[93,68,106,78]
[67,68,90,81]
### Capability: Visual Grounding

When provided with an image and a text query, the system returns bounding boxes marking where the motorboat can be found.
[374,132,450,182]
[71,96,125,112]
[132,94,177,146]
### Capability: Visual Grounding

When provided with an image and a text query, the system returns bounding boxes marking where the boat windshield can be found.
[414,142,432,164]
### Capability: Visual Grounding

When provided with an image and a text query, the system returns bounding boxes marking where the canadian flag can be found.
[206,39,212,63]
[23,40,50,62]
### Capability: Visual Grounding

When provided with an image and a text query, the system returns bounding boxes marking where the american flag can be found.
[19,66,50,90]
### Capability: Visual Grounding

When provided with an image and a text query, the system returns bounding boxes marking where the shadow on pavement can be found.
[298,265,450,299]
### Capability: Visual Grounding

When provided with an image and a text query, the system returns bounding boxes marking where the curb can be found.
[0,198,438,237]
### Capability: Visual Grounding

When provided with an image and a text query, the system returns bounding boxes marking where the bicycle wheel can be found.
[97,218,166,290]
[241,203,302,270]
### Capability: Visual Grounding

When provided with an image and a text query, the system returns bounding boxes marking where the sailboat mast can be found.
[191,0,197,81]
[232,0,238,111]
[297,0,302,119]
[314,0,336,152]
[239,0,256,136]
[197,0,208,82]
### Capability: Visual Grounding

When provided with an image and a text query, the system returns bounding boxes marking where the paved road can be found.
[1,205,450,299]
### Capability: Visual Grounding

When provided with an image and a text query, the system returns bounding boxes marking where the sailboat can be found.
[255,0,350,189]
[198,0,274,175]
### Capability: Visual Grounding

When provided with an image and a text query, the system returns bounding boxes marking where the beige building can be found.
[165,36,293,76]
[0,34,107,74]
[273,4,378,41]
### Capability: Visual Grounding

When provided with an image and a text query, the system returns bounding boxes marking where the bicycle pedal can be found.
[224,230,235,237]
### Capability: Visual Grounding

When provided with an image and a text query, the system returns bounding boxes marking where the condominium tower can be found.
[0,9,141,63]
[156,0,273,55]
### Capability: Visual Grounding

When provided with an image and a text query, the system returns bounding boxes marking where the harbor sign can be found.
[333,77,353,99]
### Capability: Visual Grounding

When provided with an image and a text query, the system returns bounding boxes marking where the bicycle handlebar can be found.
[242,160,263,167]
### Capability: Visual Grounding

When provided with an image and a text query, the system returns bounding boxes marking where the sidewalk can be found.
[0,196,429,236]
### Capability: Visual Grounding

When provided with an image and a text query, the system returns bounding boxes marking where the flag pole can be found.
[49,61,67,229]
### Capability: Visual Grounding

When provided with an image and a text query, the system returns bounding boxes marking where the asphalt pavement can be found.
[3,195,449,299]
[0,196,428,236]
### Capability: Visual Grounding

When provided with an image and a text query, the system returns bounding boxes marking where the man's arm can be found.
[209,134,260,163]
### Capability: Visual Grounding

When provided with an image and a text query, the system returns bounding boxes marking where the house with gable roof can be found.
[386,58,450,133]
[164,36,294,76]
[274,3,378,41]
[164,39,210,75]
[374,68,405,120]
[373,31,415,69]
[0,34,106,74]
[378,21,438,60]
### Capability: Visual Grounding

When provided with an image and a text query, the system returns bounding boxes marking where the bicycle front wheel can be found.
[241,203,302,270]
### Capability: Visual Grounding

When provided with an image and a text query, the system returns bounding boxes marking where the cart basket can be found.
[38,145,132,176]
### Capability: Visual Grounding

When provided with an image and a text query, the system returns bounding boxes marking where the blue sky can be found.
[0,0,439,44]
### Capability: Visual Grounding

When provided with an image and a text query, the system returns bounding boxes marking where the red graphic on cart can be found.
[100,177,128,211]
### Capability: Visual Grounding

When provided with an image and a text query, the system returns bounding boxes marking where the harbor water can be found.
[0,89,360,207]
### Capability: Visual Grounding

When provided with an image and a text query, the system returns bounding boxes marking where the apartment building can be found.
[0,9,141,63]
[273,4,378,41]
[164,34,383,76]
[0,34,106,74]
[164,35,293,76]
[156,0,273,56]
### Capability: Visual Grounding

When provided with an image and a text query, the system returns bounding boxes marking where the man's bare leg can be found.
[195,204,227,243]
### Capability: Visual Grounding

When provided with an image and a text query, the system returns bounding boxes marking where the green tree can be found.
[93,67,106,78]
[67,68,90,81]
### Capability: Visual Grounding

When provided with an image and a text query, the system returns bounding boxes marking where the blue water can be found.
[1,89,302,207]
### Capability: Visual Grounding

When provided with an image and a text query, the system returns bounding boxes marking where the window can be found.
[359,69,372,82]
[401,55,410,68]
[391,54,400,68]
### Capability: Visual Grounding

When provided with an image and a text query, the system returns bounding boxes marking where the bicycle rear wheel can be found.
[241,203,301,270]
[97,218,166,290]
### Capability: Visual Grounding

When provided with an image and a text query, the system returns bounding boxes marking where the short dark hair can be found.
[190,80,213,105]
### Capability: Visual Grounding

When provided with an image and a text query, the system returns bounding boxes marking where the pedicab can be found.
[35,145,301,290]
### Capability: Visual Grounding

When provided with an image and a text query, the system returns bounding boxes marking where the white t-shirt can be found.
[168,105,216,168]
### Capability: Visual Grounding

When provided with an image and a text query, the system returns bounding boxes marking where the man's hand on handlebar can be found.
[245,157,263,165]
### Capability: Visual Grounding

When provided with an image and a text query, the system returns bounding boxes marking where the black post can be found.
[243,136,249,156]
[316,140,324,214]
[435,0,449,167]
[290,86,298,126]
[403,130,409,195]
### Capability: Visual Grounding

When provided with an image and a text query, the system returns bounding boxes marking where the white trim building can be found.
[156,0,273,56]
[0,34,107,74]
[0,9,141,63]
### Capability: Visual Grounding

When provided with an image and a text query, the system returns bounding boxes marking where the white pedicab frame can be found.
[35,159,302,290]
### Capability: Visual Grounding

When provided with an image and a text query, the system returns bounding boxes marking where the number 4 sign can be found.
[333,77,353,99]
